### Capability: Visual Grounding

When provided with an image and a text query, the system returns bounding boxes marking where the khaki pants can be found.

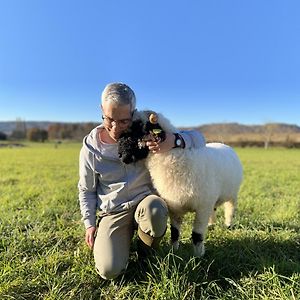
[93,194,168,280]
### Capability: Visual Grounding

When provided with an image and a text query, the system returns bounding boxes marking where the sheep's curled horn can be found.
[149,113,158,124]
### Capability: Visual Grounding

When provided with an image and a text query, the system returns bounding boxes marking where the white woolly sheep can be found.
[119,111,243,256]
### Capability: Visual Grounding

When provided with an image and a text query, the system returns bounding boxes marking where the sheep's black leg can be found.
[170,224,180,250]
[191,231,203,245]
[191,230,205,257]
[192,211,209,256]
[169,215,182,250]
[170,225,179,243]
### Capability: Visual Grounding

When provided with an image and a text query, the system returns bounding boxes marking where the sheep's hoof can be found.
[208,223,216,230]
[226,224,236,230]
[171,240,179,250]
[224,222,234,229]
[193,243,205,257]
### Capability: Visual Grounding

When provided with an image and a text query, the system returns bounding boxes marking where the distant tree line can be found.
[0,119,98,142]
[47,123,97,140]
[0,131,7,140]
[1,119,300,148]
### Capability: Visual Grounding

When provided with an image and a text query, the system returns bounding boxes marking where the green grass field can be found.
[0,144,299,299]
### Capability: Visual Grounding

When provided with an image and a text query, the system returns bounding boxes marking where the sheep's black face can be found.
[118,118,166,164]
[118,120,149,164]
[144,120,166,143]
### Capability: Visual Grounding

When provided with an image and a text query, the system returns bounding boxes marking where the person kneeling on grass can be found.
[78,82,205,280]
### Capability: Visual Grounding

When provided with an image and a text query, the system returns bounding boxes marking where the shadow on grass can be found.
[8,228,295,300]
[121,228,300,289]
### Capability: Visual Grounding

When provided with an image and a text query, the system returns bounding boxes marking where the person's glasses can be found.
[102,115,132,127]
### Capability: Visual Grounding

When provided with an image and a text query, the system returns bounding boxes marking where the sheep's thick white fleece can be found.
[143,113,243,216]
[147,143,242,214]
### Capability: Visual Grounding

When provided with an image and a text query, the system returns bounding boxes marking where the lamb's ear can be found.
[143,110,158,123]
[132,109,153,123]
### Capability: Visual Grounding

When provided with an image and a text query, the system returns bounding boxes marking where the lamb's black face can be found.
[117,118,166,164]
[118,120,149,164]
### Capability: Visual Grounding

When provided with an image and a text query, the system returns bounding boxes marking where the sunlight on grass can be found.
[0,144,299,299]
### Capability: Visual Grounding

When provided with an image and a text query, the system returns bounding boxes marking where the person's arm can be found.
[179,130,206,149]
[78,148,98,248]
[147,130,206,153]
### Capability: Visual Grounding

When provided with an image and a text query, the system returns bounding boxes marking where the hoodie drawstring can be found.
[92,153,96,189]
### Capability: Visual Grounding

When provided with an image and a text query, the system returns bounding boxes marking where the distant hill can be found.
[194,122,300,135]
[181,122,300,146]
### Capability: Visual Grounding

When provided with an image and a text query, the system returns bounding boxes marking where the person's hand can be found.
[85,226,96,249]
[146,133,175,154]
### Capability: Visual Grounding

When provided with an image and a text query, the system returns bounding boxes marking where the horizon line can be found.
[0,119,300,128]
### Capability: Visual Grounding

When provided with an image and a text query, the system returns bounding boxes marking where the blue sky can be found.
[0,0,299,127]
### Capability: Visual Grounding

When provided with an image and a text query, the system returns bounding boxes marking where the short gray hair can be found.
[101,82,136,111]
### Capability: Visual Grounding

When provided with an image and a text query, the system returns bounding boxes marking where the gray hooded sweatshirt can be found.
[78,124,205,229]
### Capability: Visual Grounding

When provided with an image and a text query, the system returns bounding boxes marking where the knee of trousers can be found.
[151,204,168,227]
[95,260,127,280]
[139,199,168,237]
